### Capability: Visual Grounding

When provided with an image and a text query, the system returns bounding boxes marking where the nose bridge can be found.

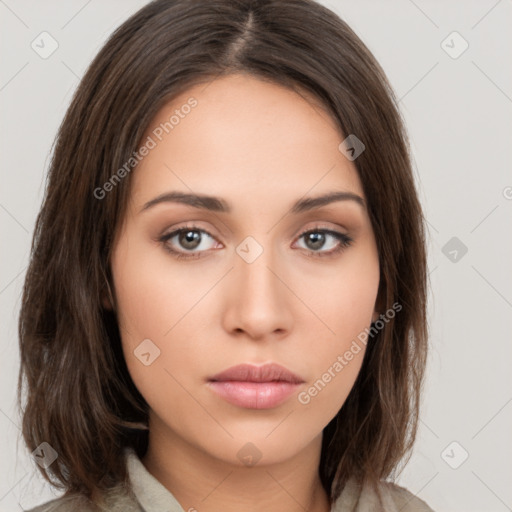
[224,233,293,336]
[235,233,282,305]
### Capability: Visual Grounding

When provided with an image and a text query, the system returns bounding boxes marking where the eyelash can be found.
[159,224,353,260]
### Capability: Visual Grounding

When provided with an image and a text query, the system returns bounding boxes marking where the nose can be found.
[221,243,294,341]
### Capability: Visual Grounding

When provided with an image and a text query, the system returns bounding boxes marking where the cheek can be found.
[293,243,379,416]
[295,237,380,344]
[109,231,219,401]
[111,234,195,345]
[296,349,365,432]
[295,281,375,425]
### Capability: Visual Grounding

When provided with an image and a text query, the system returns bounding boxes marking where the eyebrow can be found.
[140,190,365,214]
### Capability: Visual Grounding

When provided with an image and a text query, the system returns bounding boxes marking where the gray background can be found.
[1,0,511,510]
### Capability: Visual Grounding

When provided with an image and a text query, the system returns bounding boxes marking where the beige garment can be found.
[25,447,434,512]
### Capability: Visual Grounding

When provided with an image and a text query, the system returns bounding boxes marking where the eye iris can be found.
[179,230,201,250]
[305,232,325,250]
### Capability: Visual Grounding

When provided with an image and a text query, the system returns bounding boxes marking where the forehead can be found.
[129,73,365,211]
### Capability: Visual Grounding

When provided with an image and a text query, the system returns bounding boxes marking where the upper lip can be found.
[208,363,304,384]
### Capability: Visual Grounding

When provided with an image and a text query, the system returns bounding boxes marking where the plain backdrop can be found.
[1,1,511,511]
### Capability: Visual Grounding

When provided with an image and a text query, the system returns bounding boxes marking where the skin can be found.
[106,73,381,512]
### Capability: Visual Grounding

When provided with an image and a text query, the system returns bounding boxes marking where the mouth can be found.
[206,363,304,410]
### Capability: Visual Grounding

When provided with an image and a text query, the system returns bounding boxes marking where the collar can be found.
[124,447,185,512]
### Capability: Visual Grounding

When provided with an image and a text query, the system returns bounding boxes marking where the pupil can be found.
[180,230,200,249]
[307,232,324,250]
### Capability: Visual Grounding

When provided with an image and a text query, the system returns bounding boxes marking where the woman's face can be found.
[108,73,380,466]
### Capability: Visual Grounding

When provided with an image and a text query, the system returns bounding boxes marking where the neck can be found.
[141,419,331,512]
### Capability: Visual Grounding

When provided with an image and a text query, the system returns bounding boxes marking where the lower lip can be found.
[207,381,301,409]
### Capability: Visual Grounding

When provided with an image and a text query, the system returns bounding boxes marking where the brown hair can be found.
[18,0,429,504]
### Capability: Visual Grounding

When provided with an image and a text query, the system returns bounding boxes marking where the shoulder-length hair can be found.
[18,0,429,503]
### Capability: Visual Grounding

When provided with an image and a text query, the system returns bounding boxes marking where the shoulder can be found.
[24,484,142,512]
[380,480,435,512]
[331,477,435,512]
[23,494,97,512]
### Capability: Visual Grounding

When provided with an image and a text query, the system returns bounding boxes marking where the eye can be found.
[294,227,353,258]
[159,225,219,260]
[159,224,353,260]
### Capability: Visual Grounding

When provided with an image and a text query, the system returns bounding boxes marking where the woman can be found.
[19,0,433,510]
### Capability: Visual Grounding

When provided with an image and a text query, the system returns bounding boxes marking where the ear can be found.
[100,278,115,311]
[101,290,113,310]
[371,280,387,323]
